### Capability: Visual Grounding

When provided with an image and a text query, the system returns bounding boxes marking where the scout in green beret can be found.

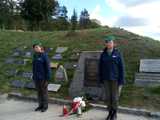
[32,39,51,112]
[99,35,125,120]
[104,35,115,43]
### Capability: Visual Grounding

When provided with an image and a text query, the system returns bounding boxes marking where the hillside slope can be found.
[0,27,160,111]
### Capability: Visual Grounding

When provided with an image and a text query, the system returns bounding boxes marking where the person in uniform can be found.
[99,35,125,120]
[32,42,51,112]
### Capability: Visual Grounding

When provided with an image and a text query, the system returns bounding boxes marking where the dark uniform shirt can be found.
[99,48,125,85]
[32,53,51,81]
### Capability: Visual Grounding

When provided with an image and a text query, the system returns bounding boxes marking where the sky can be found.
[58,0,160,40]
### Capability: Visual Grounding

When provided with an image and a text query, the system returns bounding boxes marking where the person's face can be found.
[105,41,114,49]
[33,45,42,53]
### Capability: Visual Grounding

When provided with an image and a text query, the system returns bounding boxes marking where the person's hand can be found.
[118,85,123,96]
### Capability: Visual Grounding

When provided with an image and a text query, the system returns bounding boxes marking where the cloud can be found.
[90,4,118,26]
[115,16,148,27]
[118,0,159,7]
[104,0,160,40]
[105,0,126,12]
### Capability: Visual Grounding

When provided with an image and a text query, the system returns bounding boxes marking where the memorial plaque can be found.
[24,51,32,58]
[11,80,25,88]
[6,69,18,76]
[22,72,33,79]
[64,62,77,69]
[25,82,35,89]
[12,49,23,57]
[84,58,99,87]
[48,84,61,92]
[55,47,68,53]
[12,52,21,57]
[69,51,104,100]
[5,58,15,64]
[140,59,160,73]
[52,54,63,60]
[15,60,26,65]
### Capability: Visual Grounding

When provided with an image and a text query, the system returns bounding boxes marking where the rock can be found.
[25,82,35,89]
[24,51,32,58]
[50,62,59,69]
[52,54,63,60]
[5,58,15,64]
[48,84,61,92]
[55,65,68,82]
[6,69,18,76]
[64,62,77,69]
[55,47,68,53]
[11,80,26,88]
[22,72,33,79]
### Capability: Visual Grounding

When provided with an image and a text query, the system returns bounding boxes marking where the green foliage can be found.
[0,0,100,31]
[71,9,78,31]
[0,0,17,29]
[79,9,91,29]
[55,17,70,31]
[20,0,58,30]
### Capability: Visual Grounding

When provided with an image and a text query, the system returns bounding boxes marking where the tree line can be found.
[0,0,101,31]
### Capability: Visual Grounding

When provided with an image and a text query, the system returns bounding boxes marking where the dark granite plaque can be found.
[64,62,77,69]
[22,72,33,79]
[84,58,99,87]
[11,80,25,88]
[25,82,35,89]
[6,69,18,76]
[52,54,63,60]
[5,58,15,64]
[24,51,32,58]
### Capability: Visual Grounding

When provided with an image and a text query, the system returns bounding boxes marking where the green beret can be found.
[32,39,42,46]
[104,35,115,43]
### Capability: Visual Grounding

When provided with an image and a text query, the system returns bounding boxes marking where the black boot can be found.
[41,106,48,112]
[110,109,117,120]
[35,106,43,111]
[106,109,113,120]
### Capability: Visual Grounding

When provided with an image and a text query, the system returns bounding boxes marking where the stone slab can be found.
[64,62,77,69]
[22,72,33,79]
[135,73,160,87]
[15,60,27,65]
[55,65,68,82]
[50,62,59,69]
[52,54,63,60]
[6,69,18,76]
[69,51,104,100]
[55,47,68,53]
[24,51,32,58]
[5,58,15,64]
[25,82,35,89]
[48,84,61,92]
[11,80,26,88]
[12,48,23,57]
[140,59,160,73]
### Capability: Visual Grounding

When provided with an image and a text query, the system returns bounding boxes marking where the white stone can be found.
[48,84,61,92]
[55,65,68,82]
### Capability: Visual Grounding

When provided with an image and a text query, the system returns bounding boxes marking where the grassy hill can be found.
[0,27,160,111]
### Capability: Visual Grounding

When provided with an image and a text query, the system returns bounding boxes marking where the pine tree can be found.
[71,9,77,31]
[20,0,58,30]
[79,9,90,29]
